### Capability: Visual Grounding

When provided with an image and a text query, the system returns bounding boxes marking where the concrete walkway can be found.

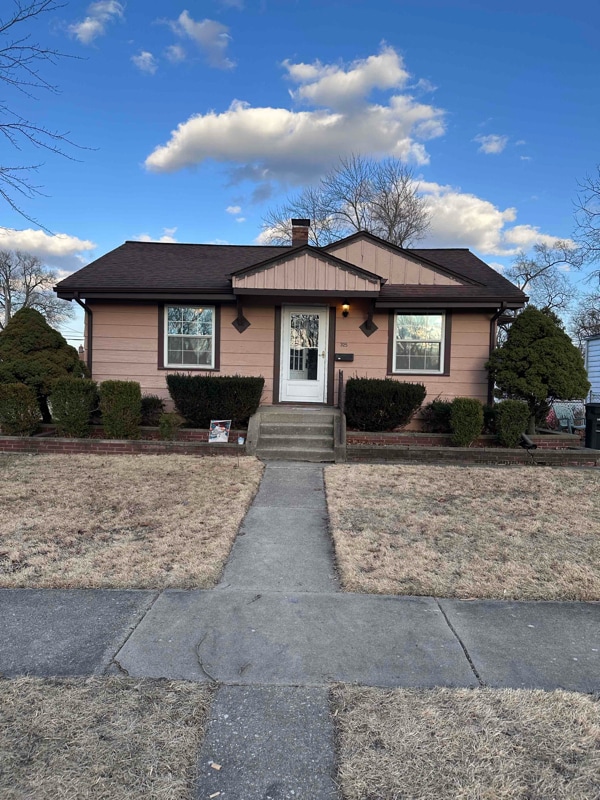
[1,462,599,800]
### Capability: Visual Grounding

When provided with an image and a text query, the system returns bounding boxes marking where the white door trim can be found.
[279,305,328,403]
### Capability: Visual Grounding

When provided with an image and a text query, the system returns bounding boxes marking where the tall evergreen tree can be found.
[486,306,590,434]
[0,307,88,422]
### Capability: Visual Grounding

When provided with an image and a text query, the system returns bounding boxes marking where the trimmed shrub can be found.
[141,394,165,427]
[345,378,426,432]
[99,380,142,439]
[482,403,497,435]
[496,400,530,447]
[50,378,98,438]
[421,399,452,433]
[0,383,41,435]
[450,397,484,446]
[0,307,88,422]
[159,412,184,441]
[166,374,264,428]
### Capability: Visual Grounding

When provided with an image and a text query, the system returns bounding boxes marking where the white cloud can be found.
[135,227,179,243]
[144,47,445,182]
[165,44,186,63]
[132,51,158,75]
[474,134,508,155]
[220,0,244,8]
[0,228,96,270]
[284,46,410,110]
[235,217,246,223]
[168,11,234,69]
[420,182,568,256]
[68,0,124,45]
[520,155,532,161]
[226,205,242,214]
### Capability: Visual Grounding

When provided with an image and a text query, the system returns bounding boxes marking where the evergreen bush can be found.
[0,308,88,422]
[50,378,98,438]
[345,378,426,431]
[482,403,498,435]
[487,306,590,434]
[0,383,41,435]
[141,395,165,427]
[495,400,531,447]
[158,412,184,440]
[450,397,484,446]
[421,399,453,433]
[166,374,264,428]
[99,380,142,439]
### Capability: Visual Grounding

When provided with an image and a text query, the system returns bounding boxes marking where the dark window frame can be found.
[387,310,452,376]
[158,303,221,371]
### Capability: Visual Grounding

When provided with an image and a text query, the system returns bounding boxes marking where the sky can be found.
[1,0,599,344]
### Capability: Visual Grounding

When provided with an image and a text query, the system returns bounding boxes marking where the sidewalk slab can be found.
[251,463,327,509]
[194,686,338,800]
[440,599,600,692]
[115,590,477,687]
[219,507,339,592]
[0,589,156,677]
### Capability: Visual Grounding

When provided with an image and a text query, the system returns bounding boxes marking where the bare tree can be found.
[1,1,78,225]
[261,155,430,247]
[575,165,600,268]
[570,291,600,349]
[504,241,580,313]
[0,249,73,330]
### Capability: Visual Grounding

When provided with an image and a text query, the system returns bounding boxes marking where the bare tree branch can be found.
[0,1,83,227]
[261,155,430,248]
[0,248,74,329]
[574,165,600,270]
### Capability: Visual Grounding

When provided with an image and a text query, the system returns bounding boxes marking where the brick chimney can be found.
[291,218,310,246]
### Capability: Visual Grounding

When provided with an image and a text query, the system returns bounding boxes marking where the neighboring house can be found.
[54,221,526,417]
[584,334,600,401]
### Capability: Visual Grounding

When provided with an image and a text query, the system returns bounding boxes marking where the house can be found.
[584,334,600,401]
[54,221,526,419]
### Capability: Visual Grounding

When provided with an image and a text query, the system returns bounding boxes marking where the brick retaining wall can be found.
[0,435,242,457]
[347,445,600,466]
[346,431,581,450]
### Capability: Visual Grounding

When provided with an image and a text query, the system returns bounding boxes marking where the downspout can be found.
[487,303,506,405]
[73,294,93,375]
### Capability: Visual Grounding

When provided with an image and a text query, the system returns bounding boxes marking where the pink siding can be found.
[327,238,463,286]
[90,301,491,414]
[333,301,491,412]
[90,303,277,405]
[233,252,379,292]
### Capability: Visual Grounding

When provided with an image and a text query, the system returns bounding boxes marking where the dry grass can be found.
[0,454,263,588]
[325,464,600,600]
[332,685,600,800]
[0,677,213,800]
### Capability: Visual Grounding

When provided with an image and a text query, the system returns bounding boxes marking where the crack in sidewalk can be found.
[435,599,485,687]
[104,591,161,676]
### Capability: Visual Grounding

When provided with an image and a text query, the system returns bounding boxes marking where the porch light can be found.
[342,302,350,317]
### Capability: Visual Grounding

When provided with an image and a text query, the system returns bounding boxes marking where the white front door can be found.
[280,306,328,403]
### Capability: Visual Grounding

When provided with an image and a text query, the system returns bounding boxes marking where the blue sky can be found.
[2,0,599,343]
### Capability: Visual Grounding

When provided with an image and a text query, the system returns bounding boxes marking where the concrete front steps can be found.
[247,406,345,462]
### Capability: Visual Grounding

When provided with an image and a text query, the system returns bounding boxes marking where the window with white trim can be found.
[165,305,215,368]
[394,312,445,373]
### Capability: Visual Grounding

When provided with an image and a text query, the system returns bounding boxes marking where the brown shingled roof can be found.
[55,235,526,305]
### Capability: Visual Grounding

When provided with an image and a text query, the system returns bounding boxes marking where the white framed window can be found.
[165,305,215,368]
[394,312,445,373]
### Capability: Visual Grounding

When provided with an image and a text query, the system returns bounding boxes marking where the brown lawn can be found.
[332,685,600,800]
[325,464,600,600]
[0,453,263,588]
[0,677,213,800]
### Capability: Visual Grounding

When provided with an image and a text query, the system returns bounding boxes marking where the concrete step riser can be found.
[259,412,336,424]
[256,449,335,462]
[259,438,334,451]
[260,423,334,437]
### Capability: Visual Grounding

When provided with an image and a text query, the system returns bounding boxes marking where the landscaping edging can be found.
[347,444,600,466]
[0,434,244,457]
[346,431,582,450]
